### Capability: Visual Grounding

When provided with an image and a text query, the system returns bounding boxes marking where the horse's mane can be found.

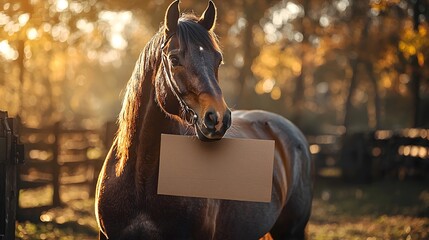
[115,13,221,171]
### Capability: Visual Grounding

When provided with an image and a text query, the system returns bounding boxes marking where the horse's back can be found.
[228,110,311,180]
[228,110,313,239]
[229,110,308,144]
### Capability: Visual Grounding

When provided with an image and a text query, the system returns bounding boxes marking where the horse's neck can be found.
[133,81,182,189]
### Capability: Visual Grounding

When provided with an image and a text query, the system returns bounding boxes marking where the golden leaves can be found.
[251,44,302,100]
[399,22,429,66]
[370,0,401,12]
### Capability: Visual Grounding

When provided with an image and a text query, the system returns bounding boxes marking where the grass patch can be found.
[309,179,429,239]
[16,179,429,239]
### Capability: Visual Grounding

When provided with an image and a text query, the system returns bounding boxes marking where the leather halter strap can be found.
[161,33,198,126]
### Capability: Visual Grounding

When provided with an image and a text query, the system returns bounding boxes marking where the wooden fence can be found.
[308,128,429,182]
[0,111,24,240]
[17,121,116,219]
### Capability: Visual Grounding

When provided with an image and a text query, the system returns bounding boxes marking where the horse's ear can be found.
[198,1,217,31]
[164,0,180,36]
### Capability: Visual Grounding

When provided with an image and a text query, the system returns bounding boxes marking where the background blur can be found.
[1,0,429,239]
[1,0,428,131]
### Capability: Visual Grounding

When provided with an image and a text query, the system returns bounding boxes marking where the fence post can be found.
[0,111,24,240]
[52,122,61,207]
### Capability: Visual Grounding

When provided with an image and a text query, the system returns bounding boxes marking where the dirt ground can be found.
[16,178,429,239]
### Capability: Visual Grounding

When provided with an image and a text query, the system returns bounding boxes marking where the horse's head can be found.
[157,0,231,141]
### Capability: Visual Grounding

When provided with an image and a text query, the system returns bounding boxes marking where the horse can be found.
[95,1,313,239]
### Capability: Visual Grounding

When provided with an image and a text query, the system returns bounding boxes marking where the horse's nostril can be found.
[223,109,232,129]
[204,111,218,130]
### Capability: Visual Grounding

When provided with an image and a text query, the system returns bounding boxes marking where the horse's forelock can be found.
[177,14,221,53]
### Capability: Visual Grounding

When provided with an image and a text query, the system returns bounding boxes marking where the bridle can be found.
[160,33,198,126]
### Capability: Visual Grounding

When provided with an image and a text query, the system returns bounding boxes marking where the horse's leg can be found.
[99,231,108,240]
[269,188,312,240]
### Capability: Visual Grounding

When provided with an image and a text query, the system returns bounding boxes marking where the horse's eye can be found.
[170,56,180,67]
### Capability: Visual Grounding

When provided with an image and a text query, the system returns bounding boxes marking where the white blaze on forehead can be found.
[199,46,204,51]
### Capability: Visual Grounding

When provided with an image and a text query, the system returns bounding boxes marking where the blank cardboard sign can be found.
[158,134,275,202]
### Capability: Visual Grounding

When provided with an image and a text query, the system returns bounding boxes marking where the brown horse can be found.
[95,1,313,239]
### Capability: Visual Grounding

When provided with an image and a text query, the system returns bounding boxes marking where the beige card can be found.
[158,134,275,202]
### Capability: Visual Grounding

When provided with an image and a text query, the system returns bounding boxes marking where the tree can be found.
[1,0,428,131]
[0,0,152,126]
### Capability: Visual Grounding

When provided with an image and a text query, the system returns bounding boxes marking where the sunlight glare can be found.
[99,49,121,66]
[69,2,83,13]
[255,81,264,95]
[26,27,38,40]
[410,146,419,157]
[43,22,52,32]
[0,40,18,61]
[271,86,282,100]
[272,10,286,27]
[229,17,247,36]
[335,0,350,12]
[76,19,94,33]
[316,82,329,94]
[263,79,275,93]
[286,2,303,18]
[56,0,68,12]
[99,11,132,51]
[263,23,279,43]
[18,13,30,26]
[418,147,427,159]
[420,129,428,138]
[51,24,70,42]
[0,12,10,25]
[320,15,330,27]
[294,32,304,42]
[40,213,53,222]
[403,146,411,156]
[310,144,321,154]
[110,33,127,50]
[382,75,392,88]
[264,1,304,43]
[263,22,276,35]
[399,74,410,84]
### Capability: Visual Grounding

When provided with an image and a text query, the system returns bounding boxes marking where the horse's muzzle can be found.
[196,109,231,141]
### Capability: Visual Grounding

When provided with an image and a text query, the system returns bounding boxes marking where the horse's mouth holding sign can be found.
[95,1,313,239]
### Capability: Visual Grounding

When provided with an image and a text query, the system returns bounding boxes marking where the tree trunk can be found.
[234,0,274,107]
[343,59,360,131]
[343,15,372,132]
[291,0,309,128]
[411,0,422,127]
[17,40,25,115]
[234,1,258,107]
[364,62,382,130]
[411,55,421,127]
